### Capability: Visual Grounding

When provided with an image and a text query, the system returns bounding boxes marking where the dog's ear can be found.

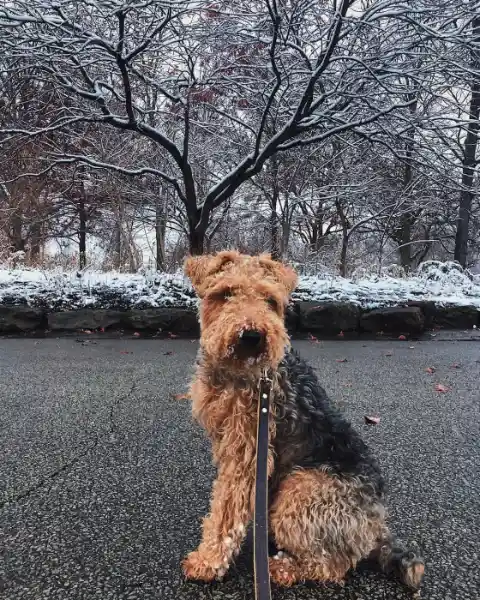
[184,255,212,294]
[184,251,239,296]
[258,254,298,294]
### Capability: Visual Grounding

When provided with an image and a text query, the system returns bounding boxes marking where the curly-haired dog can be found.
[182,251,424,589]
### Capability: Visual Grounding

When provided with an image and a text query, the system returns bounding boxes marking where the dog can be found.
[182,250,424,589]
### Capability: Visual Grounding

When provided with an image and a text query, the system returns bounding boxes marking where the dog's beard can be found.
[202,323,289,371]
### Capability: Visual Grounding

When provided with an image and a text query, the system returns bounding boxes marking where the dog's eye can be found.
[223,289,233,300]
[267,297,279,311]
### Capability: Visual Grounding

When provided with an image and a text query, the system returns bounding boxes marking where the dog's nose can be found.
[239,329,264,349]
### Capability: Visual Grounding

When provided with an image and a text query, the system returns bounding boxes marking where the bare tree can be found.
[454,13,480,267]
[0,0,447,254]
[0,0,479,270]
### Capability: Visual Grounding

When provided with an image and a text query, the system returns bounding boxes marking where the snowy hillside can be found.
[1,261,479,311]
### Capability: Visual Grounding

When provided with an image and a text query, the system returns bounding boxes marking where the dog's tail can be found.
[370,534,425,590]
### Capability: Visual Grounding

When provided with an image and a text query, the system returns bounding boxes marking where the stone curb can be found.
[0,302,479,336]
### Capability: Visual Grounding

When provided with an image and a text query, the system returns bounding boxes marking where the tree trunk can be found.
[396,92,418,272]
[454,16,480,267]
[281,214,291,258]
[79,184,87,269]
[397,213,413,272]
[113,223,122,269]
[29,221,42,263]
[311,201,325,252]
[155,198,166,270]
[335,200,349,277]
[113,206,122,270]
[188,223,206,255]
[339,230,348,277]
[270,209,280,260]
[10,213,25,253]
[310,222,318,252]
[269,156,281,260]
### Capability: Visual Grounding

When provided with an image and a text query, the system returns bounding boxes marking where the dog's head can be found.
[185,251,297,370]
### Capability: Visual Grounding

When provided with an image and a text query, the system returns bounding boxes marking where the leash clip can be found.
[260,368,273,389]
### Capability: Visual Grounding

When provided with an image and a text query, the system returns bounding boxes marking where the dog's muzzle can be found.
[237,329,265,356]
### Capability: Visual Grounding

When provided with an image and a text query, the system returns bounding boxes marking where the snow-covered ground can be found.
[295,262,480,309]
[0,268,195,310]
[0,261,479,311]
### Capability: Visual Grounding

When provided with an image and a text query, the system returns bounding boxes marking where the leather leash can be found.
[254,373,272,600]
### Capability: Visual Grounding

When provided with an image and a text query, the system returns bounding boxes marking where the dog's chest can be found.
[191,375,277,470]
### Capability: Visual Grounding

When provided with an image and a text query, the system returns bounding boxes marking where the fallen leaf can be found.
[398,335,407,340]
[81,329,92,334]
[434,383,450,393]
[308,333,319,343]
[385,351,393,357]
[174,393,190,401]
[164,351,174,356]
[450,363,461,369]
[133,332,141,337]
[76,339,97,346]
[120,350,132,355]
[168,332,179,339]
[365,415,380,425]
[409,346,415,349]
[99,327,105,333]
[336,358,348,363]
[425,367,436,374]
[337,330,344,338]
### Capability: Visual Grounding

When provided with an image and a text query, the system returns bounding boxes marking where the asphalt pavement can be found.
[0,337,479,600]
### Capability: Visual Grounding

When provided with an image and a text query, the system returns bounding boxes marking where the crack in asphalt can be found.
[0,436,100,510]
[0,380,137,510]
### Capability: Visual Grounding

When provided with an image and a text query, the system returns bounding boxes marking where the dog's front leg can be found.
[182,465,254,581]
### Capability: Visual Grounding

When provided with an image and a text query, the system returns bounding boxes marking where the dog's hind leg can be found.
[269,469,386,586]
[370,534,425,590]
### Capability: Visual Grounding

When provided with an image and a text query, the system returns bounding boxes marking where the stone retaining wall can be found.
[1,302,479,336]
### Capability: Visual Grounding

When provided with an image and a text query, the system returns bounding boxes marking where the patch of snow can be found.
[294,261,480,309]
[0,267,196,310]
[0,261,479,310]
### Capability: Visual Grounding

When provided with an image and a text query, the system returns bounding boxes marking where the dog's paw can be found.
[386,546,425,590]
[182,550,227,582]
[399,553,425,590]
[269,555,298,587]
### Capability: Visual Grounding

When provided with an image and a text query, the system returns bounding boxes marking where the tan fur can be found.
[182,252,405,589]
[186,252,295,372]
[269,469,386,585]
[185,251,298,299]
[182,252,292,581]
[183,364,278,581]
[404,563,425,589]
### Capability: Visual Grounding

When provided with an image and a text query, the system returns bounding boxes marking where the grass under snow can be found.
[1,261,479,311]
